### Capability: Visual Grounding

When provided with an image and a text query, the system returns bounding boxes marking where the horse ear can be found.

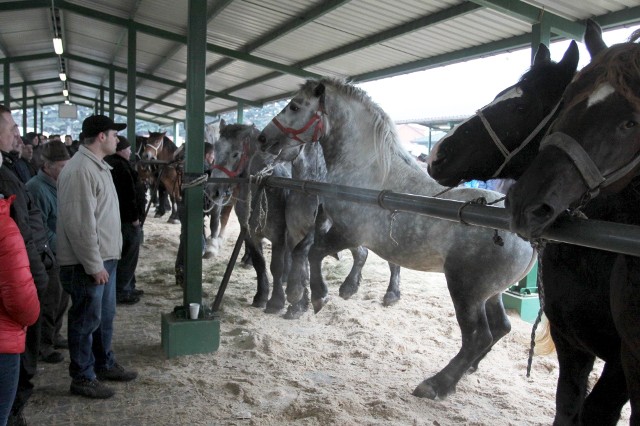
[533,44,551,65]
[584,18,607,59]
[559,40,580,74]
[220,118,226,131]
[314,83,325,98]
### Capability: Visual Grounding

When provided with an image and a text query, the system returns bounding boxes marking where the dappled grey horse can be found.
[258,78,536,399]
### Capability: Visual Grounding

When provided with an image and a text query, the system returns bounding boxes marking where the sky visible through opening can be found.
[358,24,640,121]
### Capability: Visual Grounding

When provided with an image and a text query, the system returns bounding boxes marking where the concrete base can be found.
[161,312,220,358]
[502,291,541,324]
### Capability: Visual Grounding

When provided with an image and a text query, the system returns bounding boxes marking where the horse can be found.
[258,78,536,399]
[278,140,402,319]
[207,122,293,313]
[138,132,182,224]
[426,23,633,425]
[506,31,640,424]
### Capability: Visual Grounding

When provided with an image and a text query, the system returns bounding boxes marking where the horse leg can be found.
[245,235,269,308]
[338,246,368,299]
[219,203,233,239]
[309,226,354,313]
[551,326,596,425]
[413,273,495,399]
[264,239,289,314]
[610,255,640,425]
[203,204,222,259]
[241,240,254,267]
[581,360,628,425]
[155,184,168,217]
[382,262,401,306]
[286,232,313,305]
[468,293,511,372]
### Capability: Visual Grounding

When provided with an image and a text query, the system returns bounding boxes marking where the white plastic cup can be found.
[189,303,200,320]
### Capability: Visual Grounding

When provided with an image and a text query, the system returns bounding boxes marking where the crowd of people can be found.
[0,112,147,426]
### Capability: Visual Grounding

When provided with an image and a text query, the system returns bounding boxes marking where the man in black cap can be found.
[26,141,71,366]
[105,136,146,305]
[57,115,137,400]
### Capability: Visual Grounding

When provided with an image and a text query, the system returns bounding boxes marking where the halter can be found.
[540,131,640,199]
[144,137,164,158]
[271,109,325,145]
[476,100,562,178]
[211,138,250,178]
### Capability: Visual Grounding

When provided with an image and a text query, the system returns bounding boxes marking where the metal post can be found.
[33,97,37,134]
[236,102,244,124]
[127,25,137,146]
[109,68,115,119]
[100,85,105,115]
[3,62,10,106]
[22,84,27,135]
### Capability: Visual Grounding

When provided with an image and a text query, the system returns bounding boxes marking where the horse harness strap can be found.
[211,141,250,178]
[540,131,640,197]
[476,109,510,158]
[271,110,325,144]
[491,101,563,178]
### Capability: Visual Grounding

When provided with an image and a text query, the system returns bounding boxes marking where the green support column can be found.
[22,84,27,134]
[4,62,10,106]
[127,25,137,146]
[109,68,115,119]
[236,102,244,124]
[100,86,105,115]
[161,0,219,358]
[33,98,37,134]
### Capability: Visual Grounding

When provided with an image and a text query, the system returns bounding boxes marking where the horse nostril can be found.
[258,133,266,144]
[529,203,554,220]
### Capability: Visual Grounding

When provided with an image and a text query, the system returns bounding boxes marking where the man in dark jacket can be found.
[0,105,51,425]
[105,136,146,304]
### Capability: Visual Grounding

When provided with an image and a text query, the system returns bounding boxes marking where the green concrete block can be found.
[502,291,541,324]
[161,312,220,358]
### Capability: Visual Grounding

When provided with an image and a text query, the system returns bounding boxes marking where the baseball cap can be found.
[82,115,126,138]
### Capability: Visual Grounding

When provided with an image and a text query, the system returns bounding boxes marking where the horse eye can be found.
[290,104,299,112]
[624,120,637,129]
[232,152,240,159]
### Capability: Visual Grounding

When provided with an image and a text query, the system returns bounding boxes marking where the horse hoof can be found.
[339,285,358,300]
[311,296,329,313]
[382,292,400,307]
[202,251,215,259]
[283,305,306,320]
[412,381,438,399]
[286,286,304,304]
[264,304,284,314]
[251,299,267,309]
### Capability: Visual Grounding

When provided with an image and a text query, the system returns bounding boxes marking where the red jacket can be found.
[0,195,40,353]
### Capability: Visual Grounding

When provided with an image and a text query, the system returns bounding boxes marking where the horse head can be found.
[507,29,640,238]
[207,122,259,203]
[258,81,326,162]
[427,41,580,186]
[140,132,166,160]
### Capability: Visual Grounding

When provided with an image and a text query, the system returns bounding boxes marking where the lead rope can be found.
[526,241,546,378]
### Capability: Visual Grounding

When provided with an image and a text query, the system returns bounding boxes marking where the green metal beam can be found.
[69,92,170,124]
[468,0,584,39]
[0,52,57,64]
[0,77,59,90]
[127,25,137,147]
[594,6,640,28]
[166,1,479,116]
[145,0,347,112]
[62,53,260,106]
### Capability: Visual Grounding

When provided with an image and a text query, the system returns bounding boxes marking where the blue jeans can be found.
[60,260,117,381]
[116,223,142,298]
[0,353,20,425]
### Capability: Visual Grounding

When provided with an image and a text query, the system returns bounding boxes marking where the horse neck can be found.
[293,143,327,181]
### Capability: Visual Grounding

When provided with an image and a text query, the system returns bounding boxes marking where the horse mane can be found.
[219,123,258,141]
[302,77,418,181]
[565,33,640,111]
[148,132,178,154]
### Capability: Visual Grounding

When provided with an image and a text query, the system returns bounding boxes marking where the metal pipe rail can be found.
[201,175,640,257]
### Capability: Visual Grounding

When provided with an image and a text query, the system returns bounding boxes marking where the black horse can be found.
[428,21,631,425]
[507,30,640,424]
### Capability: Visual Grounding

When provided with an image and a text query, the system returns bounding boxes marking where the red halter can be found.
[271,110,324,144]
[211,139,250,178]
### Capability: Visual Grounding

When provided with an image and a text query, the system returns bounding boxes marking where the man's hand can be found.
[92,269,109,285]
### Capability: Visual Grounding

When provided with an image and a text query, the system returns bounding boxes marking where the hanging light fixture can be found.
[53,37,63,54]
[62,88,68,97]
[59,72,66,81]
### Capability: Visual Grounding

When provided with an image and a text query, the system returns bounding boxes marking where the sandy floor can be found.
[25,213,630,425]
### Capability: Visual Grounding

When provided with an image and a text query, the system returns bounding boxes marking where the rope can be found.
[526,242,546,378]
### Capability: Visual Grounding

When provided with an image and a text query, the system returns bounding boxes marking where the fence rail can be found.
[199,175,640,257]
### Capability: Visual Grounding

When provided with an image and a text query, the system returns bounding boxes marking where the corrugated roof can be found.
[1,0,639,125]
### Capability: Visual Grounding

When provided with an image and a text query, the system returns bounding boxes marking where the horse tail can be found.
[534,314,556,355]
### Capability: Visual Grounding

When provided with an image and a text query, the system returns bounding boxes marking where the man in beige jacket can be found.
[57,115,137,399]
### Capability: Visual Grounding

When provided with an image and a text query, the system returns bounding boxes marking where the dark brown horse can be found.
[507,30,640,424]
